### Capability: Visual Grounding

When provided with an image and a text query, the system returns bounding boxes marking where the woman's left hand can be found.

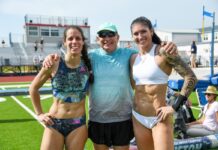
[156,106,175,121]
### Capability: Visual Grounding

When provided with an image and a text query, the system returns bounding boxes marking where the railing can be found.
[25,14,88,26]
[10,33,25,44]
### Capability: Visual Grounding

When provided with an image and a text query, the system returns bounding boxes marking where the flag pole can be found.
[210,12,215,77]
[202,6,205,39]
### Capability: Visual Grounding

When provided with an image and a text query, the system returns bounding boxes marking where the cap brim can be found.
[97,29,117,34]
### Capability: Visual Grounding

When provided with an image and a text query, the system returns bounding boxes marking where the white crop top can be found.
[132,44,169,85]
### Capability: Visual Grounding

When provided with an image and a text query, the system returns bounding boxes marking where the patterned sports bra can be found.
[51,58,89,103]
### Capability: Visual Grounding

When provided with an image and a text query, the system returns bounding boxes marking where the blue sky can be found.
[0,0,217,42]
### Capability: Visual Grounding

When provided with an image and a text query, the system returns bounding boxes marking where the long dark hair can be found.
[130,16,161,44]
[63,25,94,83]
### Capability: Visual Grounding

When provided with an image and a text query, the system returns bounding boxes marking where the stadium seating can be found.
[0,42,61,66]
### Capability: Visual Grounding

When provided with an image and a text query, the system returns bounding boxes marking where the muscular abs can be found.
[134,84,167,116]
[49,98,86,119]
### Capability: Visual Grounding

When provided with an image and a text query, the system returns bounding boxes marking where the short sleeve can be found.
[214,102,218,112]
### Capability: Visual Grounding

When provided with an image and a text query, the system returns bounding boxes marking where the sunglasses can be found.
[205,93,213,96]
[98,31,116,38]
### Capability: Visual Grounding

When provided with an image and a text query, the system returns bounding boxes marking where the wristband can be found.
[172,95,187,111]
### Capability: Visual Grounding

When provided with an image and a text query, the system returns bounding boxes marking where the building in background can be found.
[119,26,218,67]
[24,14,90,45]
[0,14,217,75]
[155,26,218,66]
[124,25,218,67]
[0,14,91,75]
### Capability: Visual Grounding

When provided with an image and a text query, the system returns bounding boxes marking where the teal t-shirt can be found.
[88,47,137,123]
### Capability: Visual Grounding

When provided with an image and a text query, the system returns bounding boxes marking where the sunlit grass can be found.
[0,83,201,150]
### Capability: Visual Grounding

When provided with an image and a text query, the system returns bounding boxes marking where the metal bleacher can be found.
[0,42,61,66]
[1,47,16,57]
[0,47,18,66]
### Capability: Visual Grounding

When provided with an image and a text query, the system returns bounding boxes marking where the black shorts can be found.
[88,119,134,147]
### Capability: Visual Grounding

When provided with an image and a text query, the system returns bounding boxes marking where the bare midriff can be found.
[134,84,167,116]
[49,98,86,119]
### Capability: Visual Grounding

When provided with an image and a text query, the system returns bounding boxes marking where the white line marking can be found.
[0,97,6,102]
[1,86,46,127]
[24,95,52,100]
[11,96,45,127]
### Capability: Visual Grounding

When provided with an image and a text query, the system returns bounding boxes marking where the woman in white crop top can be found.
[129,16,197,150]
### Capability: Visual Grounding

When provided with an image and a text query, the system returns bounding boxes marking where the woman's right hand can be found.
[38,113,54,126]
[42,54,60,68]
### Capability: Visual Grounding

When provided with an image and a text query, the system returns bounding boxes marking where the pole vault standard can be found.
[210,12,215,77]
[203,6,216,77]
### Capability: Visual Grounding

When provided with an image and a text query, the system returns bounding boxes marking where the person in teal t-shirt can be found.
[88,23,136,149]
[42,22,177,150]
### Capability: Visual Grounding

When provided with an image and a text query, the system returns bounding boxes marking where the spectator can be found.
[40,37,44,52]
[2,40,5,48]
[190,41,197,68]
[186,85,218,137]
[33,54,40,72]
[34,40,38,52]
[39,54,44,64]
[33,55,40,65]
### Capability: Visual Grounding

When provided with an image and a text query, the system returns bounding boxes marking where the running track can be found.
[0,75,35,82]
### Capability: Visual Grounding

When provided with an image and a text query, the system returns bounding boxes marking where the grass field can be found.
[0,82,94,150]
[0,82,201,150]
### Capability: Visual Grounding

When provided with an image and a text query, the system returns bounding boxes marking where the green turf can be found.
[0,83,203,150]
[0,96,43,150]
[0,92,94,150]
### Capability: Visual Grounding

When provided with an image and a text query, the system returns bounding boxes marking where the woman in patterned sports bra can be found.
[129,17,197,150]
[29,25,94,150]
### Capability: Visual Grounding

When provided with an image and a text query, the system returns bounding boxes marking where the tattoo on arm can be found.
[165,54,198,97]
